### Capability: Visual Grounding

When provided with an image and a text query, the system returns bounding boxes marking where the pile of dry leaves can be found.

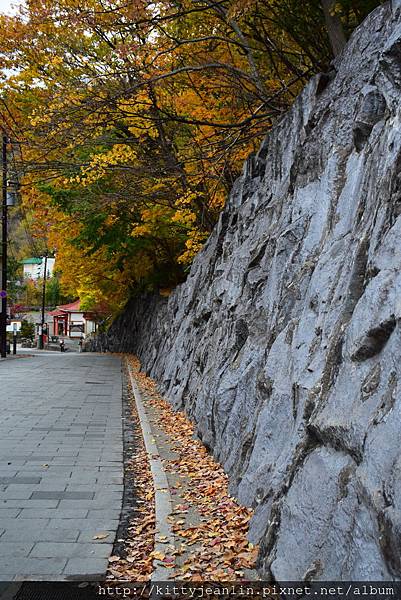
[128,355,259,581]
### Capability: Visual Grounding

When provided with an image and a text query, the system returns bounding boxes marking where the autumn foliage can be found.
[0,0,382,314]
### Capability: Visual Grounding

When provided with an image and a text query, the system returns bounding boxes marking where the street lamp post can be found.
[38,254,48,350]
[1,134,7,359]
[0,133,20,359]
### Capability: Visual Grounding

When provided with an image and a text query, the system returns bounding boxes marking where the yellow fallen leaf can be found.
[93,533,110,540]
[108,556,120,563]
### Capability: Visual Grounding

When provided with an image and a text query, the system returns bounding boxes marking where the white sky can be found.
[0,0,20,15]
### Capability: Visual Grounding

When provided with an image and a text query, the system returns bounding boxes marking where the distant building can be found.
[49,300,100,338]
[22,257,55,280]
[22,257,41,279]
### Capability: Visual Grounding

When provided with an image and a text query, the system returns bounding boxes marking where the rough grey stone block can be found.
[392,0,401,11]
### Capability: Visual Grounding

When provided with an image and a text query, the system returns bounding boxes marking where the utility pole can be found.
[38,254,48,350]
[1,134,7,359]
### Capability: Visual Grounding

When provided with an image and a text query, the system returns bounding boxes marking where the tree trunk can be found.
[321,0,347,57]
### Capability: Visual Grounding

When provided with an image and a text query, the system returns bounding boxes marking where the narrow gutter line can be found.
[127,361,176,581]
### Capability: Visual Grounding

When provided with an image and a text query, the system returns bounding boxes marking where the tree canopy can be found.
[0,0,383,314]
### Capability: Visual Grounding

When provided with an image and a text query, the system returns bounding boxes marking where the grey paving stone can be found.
[55,451,78,457]
[77,530,114,543]
[0,477,41,485]
[63,557,109,578]
[19,508,90,520]
[30,491,94,500]
[31,484,67,492]
[101,477,123,485]
[98,467,122,473]
[33,476,69,485]
[58,496,120,509]
[0,542,34,557]
[1,485,43,497]
[12,468,53,476]
[93,488,123,496]
[0,500,59,509]
[47,518,119,531]
[63,491,95,499]
[68,475,98,484]
[8,456,54,461]
[49,458,75,465]
[17,467,74,475]
[0,518,53,531]
[64,485,96,492]
[1,528,80,542]
[32,428,70,432]
[30,542,113,558]
[21,557,67,575]
[2,557,68,575]
[0,509,21,517]
[87,509,121,520]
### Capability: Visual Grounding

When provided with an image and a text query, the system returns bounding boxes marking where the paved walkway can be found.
[0,352,123,581]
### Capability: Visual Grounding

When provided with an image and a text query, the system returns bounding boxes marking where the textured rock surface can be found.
[94,3,401,580]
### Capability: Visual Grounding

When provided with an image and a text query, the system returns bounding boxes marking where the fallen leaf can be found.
[108,556,120,563]
[150,550,165,560]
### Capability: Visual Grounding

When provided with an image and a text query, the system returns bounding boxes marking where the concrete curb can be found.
[127,362,175,581]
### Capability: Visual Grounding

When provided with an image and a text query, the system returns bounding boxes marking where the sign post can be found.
[12,322,17,355]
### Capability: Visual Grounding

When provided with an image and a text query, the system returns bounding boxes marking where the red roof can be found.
[48,309,65,317]
[49,300,81,316]
[57,300,81,312]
